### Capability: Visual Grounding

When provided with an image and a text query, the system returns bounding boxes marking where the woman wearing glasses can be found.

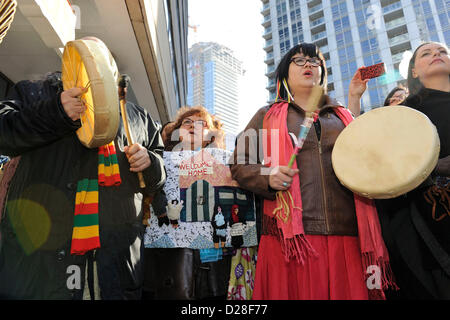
[143,106,232,300]
[383,85,408,106]
[231,43,395,300]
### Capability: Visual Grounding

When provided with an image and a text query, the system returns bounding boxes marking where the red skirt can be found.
[253,235,369,300]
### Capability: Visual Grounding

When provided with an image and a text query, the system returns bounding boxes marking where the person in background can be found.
[383,85,408,107]
[348,71,408,116]
[143,106,232,300]
[230,43,396,300]
[375,41,450,299]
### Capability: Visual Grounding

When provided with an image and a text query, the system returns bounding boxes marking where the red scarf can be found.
[263,102,397,290]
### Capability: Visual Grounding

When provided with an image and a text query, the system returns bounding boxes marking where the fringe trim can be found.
[262,214,318,265]
[279,234,318,265]
[362,252,399,292]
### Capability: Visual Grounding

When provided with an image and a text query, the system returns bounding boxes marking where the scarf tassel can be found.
[362,252,399,292]
[272,190,318,264]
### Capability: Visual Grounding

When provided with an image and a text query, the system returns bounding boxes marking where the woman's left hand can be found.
[349,67,370,99]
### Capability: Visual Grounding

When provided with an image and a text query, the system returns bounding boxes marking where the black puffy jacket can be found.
[0,75,165,299]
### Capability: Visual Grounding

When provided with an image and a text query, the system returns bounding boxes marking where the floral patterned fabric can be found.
[227,246,257,300]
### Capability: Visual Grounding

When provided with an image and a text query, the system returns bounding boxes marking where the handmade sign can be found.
[144,148,257,249]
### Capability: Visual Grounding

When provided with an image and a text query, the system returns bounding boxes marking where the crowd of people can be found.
[0,37,448,300]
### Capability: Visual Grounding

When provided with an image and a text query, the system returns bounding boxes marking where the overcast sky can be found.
[188,0,268,133]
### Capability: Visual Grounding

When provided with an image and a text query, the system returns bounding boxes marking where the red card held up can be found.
[360,62,386,80]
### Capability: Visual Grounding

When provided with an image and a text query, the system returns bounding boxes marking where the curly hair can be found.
[163,106,225,151]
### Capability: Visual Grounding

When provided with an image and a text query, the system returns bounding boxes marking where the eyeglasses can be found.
[290,57,322,67]
[389,92,407,103]
[181,118,208,128]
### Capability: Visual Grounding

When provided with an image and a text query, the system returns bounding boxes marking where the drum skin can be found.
[332,106,440,199]
[62,39,119,148]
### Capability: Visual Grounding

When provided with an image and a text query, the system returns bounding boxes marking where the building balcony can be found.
[319,45,329,54]
[266,78,276,90]
[385,16,406,30]
[382,1,402,15]
[310,16,325,28]
[309,3,323,15]
[307,0,322,8]
[311,30,327,42]
[264,39,273,51]
[261,2,270,15]
[263,26,272,40]
[264,52,274,64]
[388,33,409,47]
[266,65,276,77]
[261,14,271,27]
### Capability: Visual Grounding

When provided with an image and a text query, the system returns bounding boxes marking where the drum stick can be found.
[288,85,323,168]
[118,75,146,189]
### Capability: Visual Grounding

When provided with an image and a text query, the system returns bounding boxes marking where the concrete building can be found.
[261,0,450,112]
[0,0,189,123]
[187,42,243,136]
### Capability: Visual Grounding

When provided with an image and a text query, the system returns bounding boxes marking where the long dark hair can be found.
[407,41,450,96]
[275,43,327,101]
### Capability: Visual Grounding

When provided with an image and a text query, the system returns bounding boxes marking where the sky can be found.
[188,0,268,133]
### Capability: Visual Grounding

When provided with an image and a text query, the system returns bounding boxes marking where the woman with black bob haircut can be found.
[231,43,395,300]
[375,41,450,299]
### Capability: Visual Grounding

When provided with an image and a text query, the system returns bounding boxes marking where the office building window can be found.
[279,27,290,41]
[280,40,291,55]
[290,8,301,21]
[277,15,288,28]
[353,0,370,8]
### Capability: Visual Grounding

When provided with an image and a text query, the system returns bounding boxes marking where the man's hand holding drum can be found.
[60,87,88,121]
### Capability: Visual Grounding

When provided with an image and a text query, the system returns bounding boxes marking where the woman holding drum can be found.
[375,42,450,299]
[231,43,396,300]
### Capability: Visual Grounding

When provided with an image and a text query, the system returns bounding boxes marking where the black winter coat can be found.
[376,88,450,300]
[0,76,166,299]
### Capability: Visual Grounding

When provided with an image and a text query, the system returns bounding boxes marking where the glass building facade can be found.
[187,42,243,135]
[261,0,450,112]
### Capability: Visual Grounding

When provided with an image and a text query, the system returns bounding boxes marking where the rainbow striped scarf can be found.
[71,141,121,255]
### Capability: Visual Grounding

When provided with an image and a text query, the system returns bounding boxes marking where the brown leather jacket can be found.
[230,96,358,236]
